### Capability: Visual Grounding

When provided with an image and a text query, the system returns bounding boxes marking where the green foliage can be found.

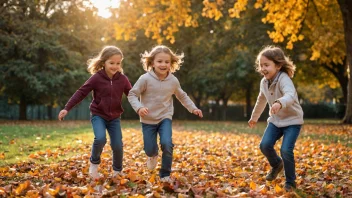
[0,0,105,119]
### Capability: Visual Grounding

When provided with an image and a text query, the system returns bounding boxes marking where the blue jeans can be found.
[142,118,174,178]
[260,122,301,185]
[90,115,123,171]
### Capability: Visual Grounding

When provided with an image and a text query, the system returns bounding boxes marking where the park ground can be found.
[0,120,351,197]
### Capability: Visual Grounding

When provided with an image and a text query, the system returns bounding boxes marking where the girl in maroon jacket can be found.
[58,46,132,180]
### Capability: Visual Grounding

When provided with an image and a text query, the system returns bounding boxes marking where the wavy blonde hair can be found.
[141,45,184,73]
[87,46,124,74]
[255,46,296,78]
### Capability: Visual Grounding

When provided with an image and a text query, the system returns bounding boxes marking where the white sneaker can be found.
[147,156,158,170]
[112,170,125,177]
[89,163,101,179]
[160,176,173,183]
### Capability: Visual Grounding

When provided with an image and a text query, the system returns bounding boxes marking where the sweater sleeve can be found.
[123,75,133,96]
[250,86,267,122]
[127,75,146,113]
[64,75,95,112]
[276,76,296,108]
[174,78,197,113]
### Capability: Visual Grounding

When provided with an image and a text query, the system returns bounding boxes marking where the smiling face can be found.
[152,52,171,79]
[104,54,122,79]
[259,55,281,80]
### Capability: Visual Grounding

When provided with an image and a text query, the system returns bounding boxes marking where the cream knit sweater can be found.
[250,72,304,127]
[128,70,197,124]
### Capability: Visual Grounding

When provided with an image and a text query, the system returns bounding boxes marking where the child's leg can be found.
[280,125,301,186]
[90,115,108,165]
[106,117,123,171]
[141,123,159,157]
[158,119,173,178]
[260,123,283,167]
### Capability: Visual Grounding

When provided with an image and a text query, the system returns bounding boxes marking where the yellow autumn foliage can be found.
[113,0,345,66]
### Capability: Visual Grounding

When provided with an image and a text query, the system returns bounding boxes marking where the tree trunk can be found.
[323,59,348,103]
[338,0,352,123]
[19,95,27,120]
[336,65,348,104]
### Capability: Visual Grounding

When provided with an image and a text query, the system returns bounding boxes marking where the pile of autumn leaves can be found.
[0,124,351,197]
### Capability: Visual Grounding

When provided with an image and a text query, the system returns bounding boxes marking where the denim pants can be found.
[142,118,174,178]
[90,115,123,171]
[260,122,301,185]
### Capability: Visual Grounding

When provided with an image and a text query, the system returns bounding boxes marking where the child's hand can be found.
[193,109,203,118]
[248,120,257,128]
[138,107,149,117]
[58,110,68,121]
[271,102,282,115]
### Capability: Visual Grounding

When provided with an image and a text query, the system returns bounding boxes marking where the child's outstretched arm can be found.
[248,119,257,128]
[249,89,267,127]
[58,110,68,121]
[173,80,200,116]
[192,109,203,118]
[58,75,96,121]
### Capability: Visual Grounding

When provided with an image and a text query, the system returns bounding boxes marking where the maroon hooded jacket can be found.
[64,70,132,121]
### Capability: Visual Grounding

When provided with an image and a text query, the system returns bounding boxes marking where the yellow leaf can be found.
[120,179,129,185]
[249,181,256,190]
[326,183,334,189]
[275,184,283,193]
[54,177,62,182]
[149,173,156,183]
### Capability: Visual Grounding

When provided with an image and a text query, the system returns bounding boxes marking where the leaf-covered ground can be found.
[0,121,351,197]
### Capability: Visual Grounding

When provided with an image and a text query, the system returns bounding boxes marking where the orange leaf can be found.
[275,184,283,193]
[149,173,156,183]
[120,179,129,185]
[153,191,161,198]
[250,181,256,190]
[326,183,335,189]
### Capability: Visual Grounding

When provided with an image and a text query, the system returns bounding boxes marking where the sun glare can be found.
[90,0,120,18]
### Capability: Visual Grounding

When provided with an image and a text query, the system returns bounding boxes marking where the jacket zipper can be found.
[110,80,112,116]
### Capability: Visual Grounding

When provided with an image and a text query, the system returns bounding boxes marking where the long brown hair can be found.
[255,46,296,78]
[87,46,124,74]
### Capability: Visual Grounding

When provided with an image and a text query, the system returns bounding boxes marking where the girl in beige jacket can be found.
[248,46,304,192]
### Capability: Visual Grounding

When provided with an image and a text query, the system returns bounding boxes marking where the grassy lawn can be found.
[0,119,350,197]
[0,119,349,166]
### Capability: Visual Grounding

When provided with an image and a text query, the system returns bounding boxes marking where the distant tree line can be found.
[0,0,350,122]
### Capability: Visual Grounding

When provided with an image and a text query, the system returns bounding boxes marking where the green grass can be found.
[0,119,350,166]
[0,121,93,166]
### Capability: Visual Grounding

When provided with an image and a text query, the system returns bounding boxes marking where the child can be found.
[248,46,303,191]
[128,45,203,183]
[58,46,132,179]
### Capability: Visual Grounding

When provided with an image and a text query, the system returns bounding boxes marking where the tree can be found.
[337,0,352,123]
[0,0,102,120]
[112,0,352,123]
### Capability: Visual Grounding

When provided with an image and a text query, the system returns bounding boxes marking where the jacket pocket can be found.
[96,97,110,114]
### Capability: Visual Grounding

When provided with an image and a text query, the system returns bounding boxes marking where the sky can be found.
[90,0,120,18]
